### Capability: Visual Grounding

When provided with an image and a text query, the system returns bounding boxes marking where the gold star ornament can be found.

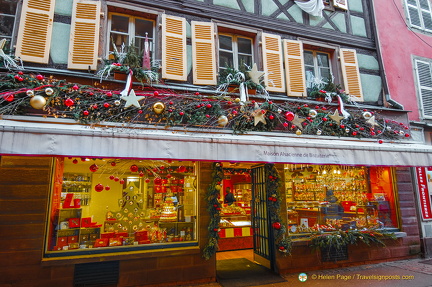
[291,114,306,130]
[251,103,267,126]
[329,110,344,124]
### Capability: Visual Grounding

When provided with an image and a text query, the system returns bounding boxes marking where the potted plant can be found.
[218,65,266,95]
[97,42,159,84]
[307,77,349,103]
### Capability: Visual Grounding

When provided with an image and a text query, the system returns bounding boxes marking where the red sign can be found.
[416,167,432,220]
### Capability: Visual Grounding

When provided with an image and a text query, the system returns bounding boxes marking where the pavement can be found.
[185,257,432,287]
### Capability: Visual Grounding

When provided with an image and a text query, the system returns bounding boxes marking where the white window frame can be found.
[218,33,254,73]
[414,58,432,119]
[107,12,155,59]
[405,0,432,32]
[304,49,333,88]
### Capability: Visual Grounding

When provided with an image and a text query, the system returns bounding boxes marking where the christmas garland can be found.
[0,71,411,142]
[265,164,292,255]
[203,162,224,260]
[310,229,397,256]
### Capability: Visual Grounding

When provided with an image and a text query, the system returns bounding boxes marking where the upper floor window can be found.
[304,50,332,88]
[108,13,155,61]
[0,0,18,52]
[405,0,432,32]
[218,34,253,74]
[414,58,432,118]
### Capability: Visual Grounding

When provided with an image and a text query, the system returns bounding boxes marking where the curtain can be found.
[294,0,325,17]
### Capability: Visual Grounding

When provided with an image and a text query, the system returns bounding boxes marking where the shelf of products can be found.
[62,173,92,206]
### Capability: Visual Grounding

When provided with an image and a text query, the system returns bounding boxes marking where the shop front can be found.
[1,118,432,285]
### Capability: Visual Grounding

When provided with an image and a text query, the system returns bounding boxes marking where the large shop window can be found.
[45,158,197,256]
[405,0,432,32]
[108,13,155,61]
[285,165,399,234]
[0,0,18,52]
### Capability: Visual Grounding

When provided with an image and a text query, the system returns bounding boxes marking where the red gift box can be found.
[68,218,80,228]
[116,232,128,238]
[101,232,115,239]
[94,238,109,247]
[67,236,78,243]
[109,238,122,246]
[135,230,148,241]
[81,217,92,227]
[57,237,68,247]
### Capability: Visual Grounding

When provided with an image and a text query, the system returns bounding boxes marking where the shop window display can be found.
[285,164,399,234]
[45,157,197,255]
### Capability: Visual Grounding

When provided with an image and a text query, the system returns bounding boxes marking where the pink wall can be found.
[374,0,432,121]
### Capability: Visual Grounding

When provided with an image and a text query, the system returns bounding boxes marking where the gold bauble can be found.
[215,185,222,191]
[153,102,165,114]
[295,129,302,136]
[30,95,46,109]
[234,98,241,103]
[217,115,228,127]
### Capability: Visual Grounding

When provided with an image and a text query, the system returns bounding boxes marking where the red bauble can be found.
[213,228,219,232]
[36,74,44,81]
[153,91,159,96]
[95,183,104,192]
[111,162,116,166]
[378,139,383,144]
[64,98,75,107]
[285,112,295,121]
[89,164,98,172]
[114,177,119,182]
[119,179,125,184]
[269,115,274,120]
[279,246,285,251]
[72,85,79,90]
[154,178,162,185]
[105,186,111,191]
[4,94,14,102]
[83,110,89,116]
[72,159,78,164]
[106,91,113,97]
[206,104,212,108]
[272,222,281,230]
[103,102,110,108]
[283,122,288,127]
[130,164,139,172]
[109,175,115,180]
[139,171,144,177]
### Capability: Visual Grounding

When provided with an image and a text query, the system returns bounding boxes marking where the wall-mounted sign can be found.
[416,167,432,220]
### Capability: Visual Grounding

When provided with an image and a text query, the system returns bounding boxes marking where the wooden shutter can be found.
[68,0,101,70]
[192,21,216,85]
[340,48,364,101]
[15,0,55,64]
[283,40,306,97]
[162,14,187,81]
[415,59,432,118]
[262,33,285,92]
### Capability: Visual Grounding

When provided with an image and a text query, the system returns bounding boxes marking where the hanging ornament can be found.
[362,111,372,119]
[285,111,295,121]
[89,164,99,172]
[45,87,54,96]
[296,130,302,135]
[308,109,318,118]
[130,164,139,172]
[272,222,281,230]
[30,95,46,109]
[247,63,265,84]
[64,98,75,107]
[316,129,322,135]
[105,186,111,191]
[217,115,228,127]
[114,100,121,106]
[3,94,14,102]
[121,89,144,108]
[26,89,34,96]
[95,183,104,192]
[153,102,165,114]
[291,114,306,129]
[154,178,162,185]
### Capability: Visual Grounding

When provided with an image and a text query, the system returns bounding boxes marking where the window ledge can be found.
[41,245,200,266]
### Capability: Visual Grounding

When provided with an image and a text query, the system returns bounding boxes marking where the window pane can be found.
[320,67,331,80]
[111,15,129,33]
[0,0,17,15]
[317,53,330,68]
[219,51,234,68]
[407,0,417,6]
[238,55,252,69]
[422,10,432,30]
[305,66,315,88]
[219,35,233,51]
[304,51,314,66]
[135,19,153,38]
[0,14,14,37]
[46,158,197,253]
[237,37,252,55]
[110,33,129,50]
[419,0,430,10]
[409,6,422,27]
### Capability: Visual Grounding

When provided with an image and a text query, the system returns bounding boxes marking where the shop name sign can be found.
[263,150,338,160]
[416,167,432,220]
